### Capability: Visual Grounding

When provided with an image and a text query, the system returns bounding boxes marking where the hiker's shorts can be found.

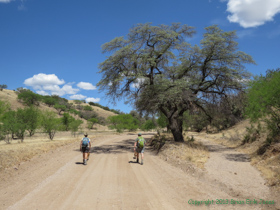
[136,147,145,153]
[82,147,90,153]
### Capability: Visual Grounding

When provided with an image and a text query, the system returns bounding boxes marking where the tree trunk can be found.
[168,114,184,142]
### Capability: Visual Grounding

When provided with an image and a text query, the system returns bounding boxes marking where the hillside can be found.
[0,89,117,131]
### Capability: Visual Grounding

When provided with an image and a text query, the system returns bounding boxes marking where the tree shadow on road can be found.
[224,153,251,162]
[74,137,153,155]
[202,143,233,152]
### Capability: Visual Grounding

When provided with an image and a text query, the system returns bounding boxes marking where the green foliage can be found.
[107,114,139,133]
[54,104,67,115]
[1,108,31,142]
[246,68,280,149]
[241,124,261,145]
[87,118,98,129]
[157,113,168,129]
[246,69,280,122]
[42,96,57,107]
[69,109,80,115]
[83,105,93,111]
[24,106,40,136]
[40,110,62,140]
[69,119,83,137]
[61,113,75,131]
[142,119,156,131]
[17,89,41,106]
[0,100,10,115]
[0,84,7,91]
[1,110,18,142]
[88,102,122,114]
[74,100,83,104]
[98,23,254,142]
[183,110,209,132]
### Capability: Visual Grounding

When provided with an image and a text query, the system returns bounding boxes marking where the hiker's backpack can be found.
[82,137,89,147]
[137,137,145,148]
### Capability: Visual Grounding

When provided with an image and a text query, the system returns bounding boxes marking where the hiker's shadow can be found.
[128,161,140,164]
[75,162,84,165]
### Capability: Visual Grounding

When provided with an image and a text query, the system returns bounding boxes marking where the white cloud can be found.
[70,94,87,100]
[61,84,79,95]
[85,97,100,103]
[77,82,96,90]
[24,73,79,96]
[49,85,79,96]
[226,0,280,28]
[24,73,65,87]
[36,90,49,96]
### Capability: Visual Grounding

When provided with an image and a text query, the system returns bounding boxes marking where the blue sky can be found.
[1,0,280,113]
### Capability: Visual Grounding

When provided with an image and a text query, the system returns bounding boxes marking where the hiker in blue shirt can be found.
[134,133,146,165]
[80,134,91,165]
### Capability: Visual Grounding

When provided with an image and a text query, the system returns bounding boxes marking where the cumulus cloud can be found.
[36,90,49,96]
[77,82,96,90]
[226,0,280,28]
[24,73,79,96]
[85,97,100,103]
[70,94,87,100]
[24,73,65,87]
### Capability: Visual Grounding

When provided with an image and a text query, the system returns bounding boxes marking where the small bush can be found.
[186,135,195,142]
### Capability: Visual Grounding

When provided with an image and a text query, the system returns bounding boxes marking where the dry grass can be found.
[0,132,80,171]
[154,133,209,169]
[69,100,117,119]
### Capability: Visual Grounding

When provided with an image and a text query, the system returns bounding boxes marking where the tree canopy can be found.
[98,23,255,141]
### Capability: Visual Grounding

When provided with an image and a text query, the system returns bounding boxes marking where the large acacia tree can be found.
[98,23,254,142]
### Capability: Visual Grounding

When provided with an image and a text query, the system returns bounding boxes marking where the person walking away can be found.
[80,134,91,165]
[134,133,146,165]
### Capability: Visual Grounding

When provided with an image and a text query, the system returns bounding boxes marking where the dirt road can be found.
[0,134,278,210]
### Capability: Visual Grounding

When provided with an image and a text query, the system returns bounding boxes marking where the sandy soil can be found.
[0,133,278,210]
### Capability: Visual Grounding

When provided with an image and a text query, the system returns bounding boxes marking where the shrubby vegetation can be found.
[107,114,139,133]
[88,102,122,114]
[17,89,41,106]
[0,84,7,91]
[245,68,280,154]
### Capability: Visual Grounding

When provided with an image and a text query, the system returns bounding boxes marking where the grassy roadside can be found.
[0,130,124,172]
[0,133,80,172]
[149,133,209,170]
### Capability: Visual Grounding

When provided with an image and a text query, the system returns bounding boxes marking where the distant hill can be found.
[0,89,117,131]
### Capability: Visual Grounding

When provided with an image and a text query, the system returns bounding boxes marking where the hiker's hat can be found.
[138,133,141,136]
